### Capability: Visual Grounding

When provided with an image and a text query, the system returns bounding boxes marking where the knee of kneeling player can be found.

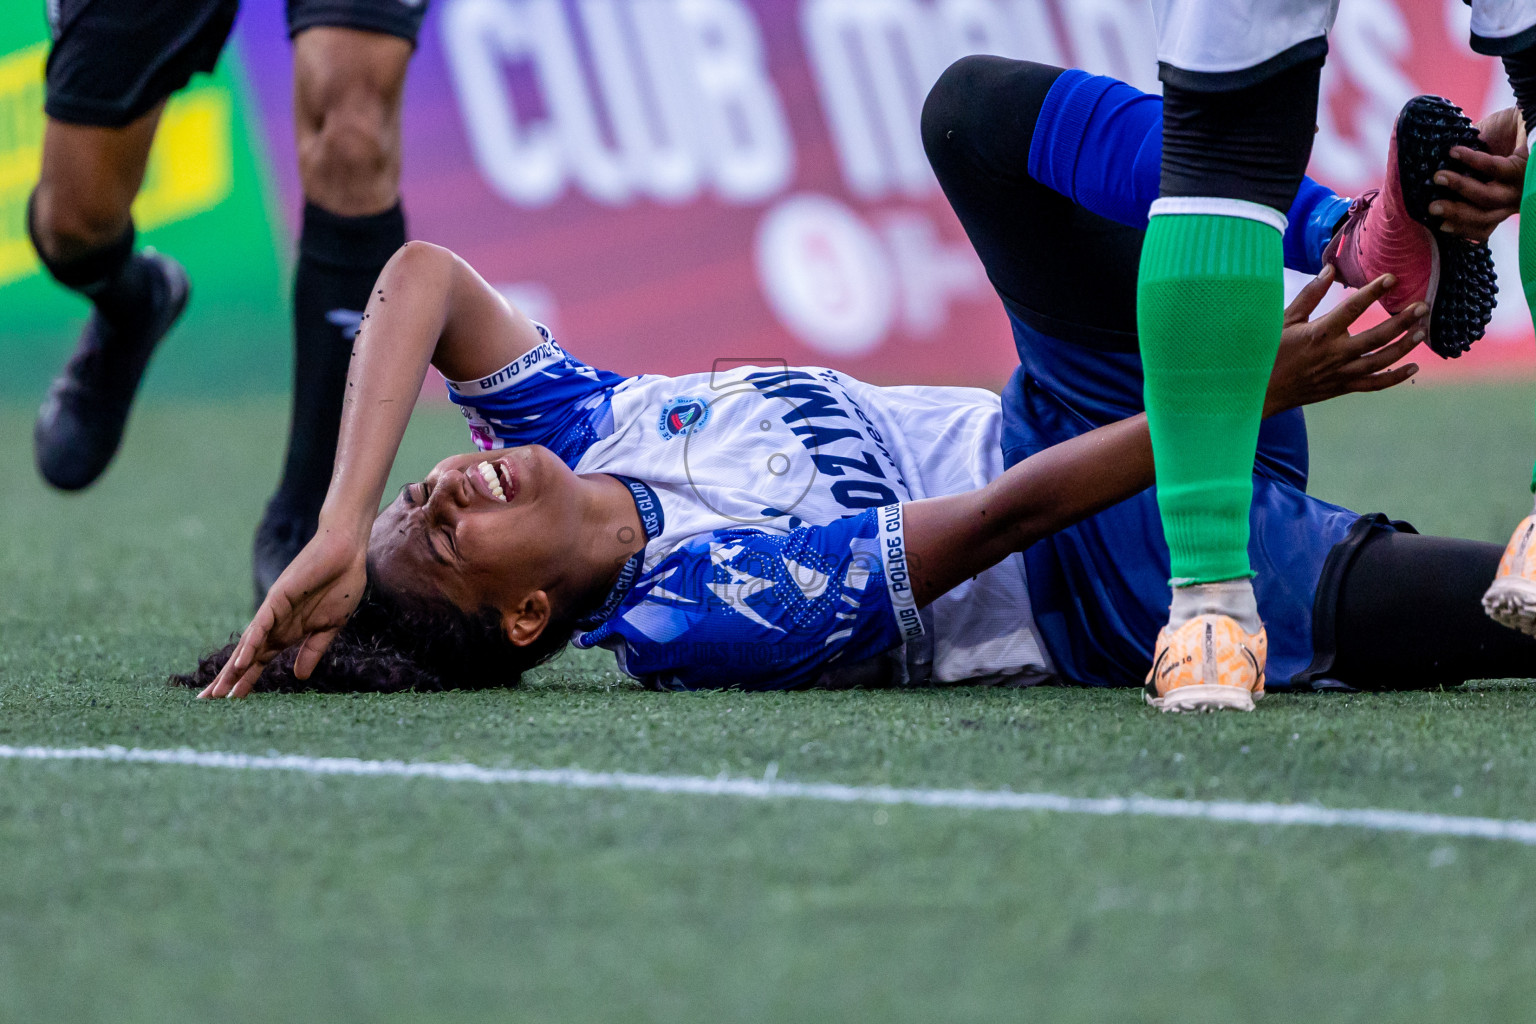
[921,55,1061,157]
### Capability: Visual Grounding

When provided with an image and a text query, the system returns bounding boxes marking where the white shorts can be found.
[1152,0,1536,78]
[1471,0,1536,54]
[1149,0,1338,79]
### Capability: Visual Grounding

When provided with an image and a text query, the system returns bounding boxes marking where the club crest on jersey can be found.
[658,396,711,440]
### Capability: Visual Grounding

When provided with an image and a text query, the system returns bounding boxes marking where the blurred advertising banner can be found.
[0,0,1532,397]
[0,11,289,397]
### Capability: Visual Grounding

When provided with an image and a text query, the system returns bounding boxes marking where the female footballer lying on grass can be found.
[188,59,1536,709]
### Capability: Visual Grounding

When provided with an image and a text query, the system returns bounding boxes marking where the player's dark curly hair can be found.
[171,570,592,694]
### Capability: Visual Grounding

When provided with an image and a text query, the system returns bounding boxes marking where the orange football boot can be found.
[1483,514,1536,636]
[1144,614,1267,713]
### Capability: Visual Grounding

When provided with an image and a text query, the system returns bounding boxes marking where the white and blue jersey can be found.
[444,327,1051,691]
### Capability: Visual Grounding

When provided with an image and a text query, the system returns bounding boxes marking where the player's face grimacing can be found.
[368,446,583,634]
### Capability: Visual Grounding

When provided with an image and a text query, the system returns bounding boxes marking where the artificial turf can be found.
[4,381,1536,1022]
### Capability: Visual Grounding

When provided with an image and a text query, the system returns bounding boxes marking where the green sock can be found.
[1521,156,1536,493]
[1138,210,1284,585]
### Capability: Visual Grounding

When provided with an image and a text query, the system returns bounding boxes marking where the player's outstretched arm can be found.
[202,242,543,699]
[903,269,1426,608]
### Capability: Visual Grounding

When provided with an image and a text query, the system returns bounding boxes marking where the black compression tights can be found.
[920,56,1144,349]
[1322,529,1536,690]
[1159,57,1324,212]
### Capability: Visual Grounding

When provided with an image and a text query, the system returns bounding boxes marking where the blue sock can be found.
[1028,69,1348,275]
[1027,71,1162,229]
[1289,181,1352,274]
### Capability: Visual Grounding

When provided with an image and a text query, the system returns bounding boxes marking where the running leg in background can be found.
[30,112,186,491]
[1474,1,1536,632]
[29,0,236,490]
[253,19,418,604]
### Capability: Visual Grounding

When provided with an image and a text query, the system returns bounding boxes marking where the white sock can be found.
[1168,579,1261,634]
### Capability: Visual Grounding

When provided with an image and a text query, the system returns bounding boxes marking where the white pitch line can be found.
[2,743,1534,846]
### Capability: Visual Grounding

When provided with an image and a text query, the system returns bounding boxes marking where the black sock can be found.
[273,201,406,516]
[28,198,159,328]
[1502,47,1536,133]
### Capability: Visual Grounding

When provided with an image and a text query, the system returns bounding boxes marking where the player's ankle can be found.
[1168,578,1261,633]
[88,252,164,328]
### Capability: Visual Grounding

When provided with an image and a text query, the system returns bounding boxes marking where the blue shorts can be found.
[1000,313,1392,690]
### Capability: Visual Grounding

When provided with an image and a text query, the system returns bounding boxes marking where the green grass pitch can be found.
[5,380,1536,1022]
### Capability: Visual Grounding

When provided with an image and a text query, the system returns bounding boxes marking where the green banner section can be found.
[0,12,289,398]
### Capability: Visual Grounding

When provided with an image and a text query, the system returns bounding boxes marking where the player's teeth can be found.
[477,461,507,501]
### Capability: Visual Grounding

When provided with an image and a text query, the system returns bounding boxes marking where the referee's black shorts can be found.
[44,0,429,129]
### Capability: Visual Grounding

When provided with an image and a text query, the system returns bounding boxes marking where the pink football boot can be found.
[1323,95,1497,358]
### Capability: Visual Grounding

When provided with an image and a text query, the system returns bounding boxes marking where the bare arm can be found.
[903,414,1153,606]
[903,269,1427,607]
[318,240,541,544]
[203,241,540,697]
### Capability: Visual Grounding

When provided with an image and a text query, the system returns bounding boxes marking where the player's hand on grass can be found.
[1431,106,1527,244]
[1264,266,1426,418]
[199,529,368,700]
